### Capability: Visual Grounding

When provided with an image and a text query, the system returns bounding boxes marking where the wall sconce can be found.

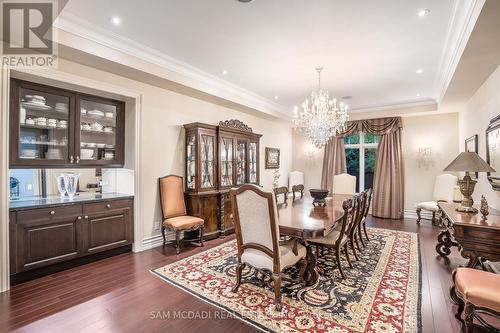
[306,144,315,160]
[417,147,433,169]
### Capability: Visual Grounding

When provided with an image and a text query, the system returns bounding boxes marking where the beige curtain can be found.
[321,117,404,219]
[320,137,346,194]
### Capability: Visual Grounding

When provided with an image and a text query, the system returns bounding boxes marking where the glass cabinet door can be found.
[200,134,215,188]
[78,98,118,164]
[18,87,71,163]
[220,137,234,187]
[249,142,258,184]
[186,134,196,189]
[236,140,247,185]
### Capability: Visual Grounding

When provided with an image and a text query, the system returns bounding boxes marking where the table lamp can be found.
[443,152,496,213]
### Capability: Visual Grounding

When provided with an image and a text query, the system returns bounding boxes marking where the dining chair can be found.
[230,184,307,311]
[307,197,355,279]
[159,175,204,254]
[332,173,356,195]
[348,191,366,257]
[358,188,373,246]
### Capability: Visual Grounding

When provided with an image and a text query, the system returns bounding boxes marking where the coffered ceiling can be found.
[56,0,482,116]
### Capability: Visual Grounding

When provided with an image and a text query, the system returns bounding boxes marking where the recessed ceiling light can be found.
[111,16,121,25]
[341,96,353,100]
[416,93,421,97]
[418,9,430,17]
[274,96,279,100]
[222,70,228,75]
[416,68,423,74]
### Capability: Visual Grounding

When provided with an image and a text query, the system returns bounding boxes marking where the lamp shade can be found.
[443,152,496,172]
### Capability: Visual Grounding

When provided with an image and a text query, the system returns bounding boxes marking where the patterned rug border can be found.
[150,227,423,333]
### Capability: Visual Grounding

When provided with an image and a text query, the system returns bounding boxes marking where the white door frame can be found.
[0,67,144,292]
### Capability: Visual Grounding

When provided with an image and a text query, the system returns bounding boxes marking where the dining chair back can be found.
[333,173,356,195]
[359,188,373,243]
[230,184,306,311]
[348,191,366,260]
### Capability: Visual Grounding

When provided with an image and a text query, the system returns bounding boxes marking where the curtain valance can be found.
[336,117,403,137]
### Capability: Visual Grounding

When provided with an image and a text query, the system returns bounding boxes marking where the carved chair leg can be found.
[456,297,465,320]
[464,302,474,333]
[350,237,359,261]
[358,227,365,248]
[174,230,181,255]
[231,263,245,293]
[344,243,353,268]
[354,231,362,252]
[199,225,204,247]
[272,273,283,311]
[161,225,167,245]
[432,211,436,224]
[416,208,422,223]
[298,258,307,282]
[335,246,346,279]
[363,222,370,241]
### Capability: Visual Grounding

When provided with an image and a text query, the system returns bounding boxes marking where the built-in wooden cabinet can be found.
[184,120,261,239]
[9,79,125,168]
[9,198,134,275]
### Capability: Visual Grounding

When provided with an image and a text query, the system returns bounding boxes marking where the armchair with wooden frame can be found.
[159,175,204,254]
[230,184,307,311]
[307,196,355,279]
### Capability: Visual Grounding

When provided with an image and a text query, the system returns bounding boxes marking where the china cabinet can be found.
[183,120,261,239]
[9,79,125,168]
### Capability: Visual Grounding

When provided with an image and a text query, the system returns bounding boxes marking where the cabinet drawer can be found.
[16,205,82,226]
[83,199,133,214]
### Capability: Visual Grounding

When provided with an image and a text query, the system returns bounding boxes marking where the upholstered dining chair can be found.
[358,188,373,247]
[288,171,305,200]
[230,184,307,311]
[453,267,500,333]
[416,173,458,224]
[332,173,356,195]
[307,197,355,279]
[159,175,204,254]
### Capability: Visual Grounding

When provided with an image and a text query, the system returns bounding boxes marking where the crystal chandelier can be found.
[293,67,349,148]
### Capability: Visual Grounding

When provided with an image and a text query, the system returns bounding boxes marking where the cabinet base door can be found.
[84,208,133,254]
[185,193,219,240]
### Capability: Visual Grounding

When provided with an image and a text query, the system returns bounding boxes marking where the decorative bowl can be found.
[309,189,329,207]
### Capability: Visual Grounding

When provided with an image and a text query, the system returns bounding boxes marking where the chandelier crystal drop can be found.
[293,67,349,148]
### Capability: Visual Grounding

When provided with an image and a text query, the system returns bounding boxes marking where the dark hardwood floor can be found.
[0,217,486,333]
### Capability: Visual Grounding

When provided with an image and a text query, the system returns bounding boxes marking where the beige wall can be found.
[292,113,460,214]
[53,59,293,240]
[459,65,500,209]
[402,113,459,211]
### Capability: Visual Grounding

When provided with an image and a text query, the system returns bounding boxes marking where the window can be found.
[345,132,379,192]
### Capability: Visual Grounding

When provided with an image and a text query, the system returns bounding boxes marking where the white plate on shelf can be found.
[88,110,104,117]
[21,101,51,111]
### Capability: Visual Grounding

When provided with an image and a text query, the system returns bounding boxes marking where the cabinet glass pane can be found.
[220,137,234,186]
[20,88,70,161]
[200,135,214,188]
[249,142,257,183]
[236,141,247,185]
[79,99,117,162]
[186,135,196,189]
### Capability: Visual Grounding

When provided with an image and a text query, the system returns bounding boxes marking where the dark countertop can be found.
[9,192,134,211]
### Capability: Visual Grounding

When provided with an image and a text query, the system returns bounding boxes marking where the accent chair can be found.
[230,184,306,311]
[416,173,458,224]
[159,175,204,254]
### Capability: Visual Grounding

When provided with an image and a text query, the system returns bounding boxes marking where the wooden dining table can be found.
[277,194,353,286]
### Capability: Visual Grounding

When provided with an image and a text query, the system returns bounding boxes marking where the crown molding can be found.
[349,98,437,114]
[53,12,289,119]
[435,0,485,105]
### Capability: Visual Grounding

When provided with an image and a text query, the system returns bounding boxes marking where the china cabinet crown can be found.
[9,79,125,168]
[183,120,261,239]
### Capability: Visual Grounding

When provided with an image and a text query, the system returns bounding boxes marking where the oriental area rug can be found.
[152,228,421,333]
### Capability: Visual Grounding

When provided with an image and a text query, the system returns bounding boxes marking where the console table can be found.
[436,202,500,268]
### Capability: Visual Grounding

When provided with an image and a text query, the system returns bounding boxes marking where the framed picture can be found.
[486,115,500,191]
[465,134,478,179]
[265,147,280,169]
